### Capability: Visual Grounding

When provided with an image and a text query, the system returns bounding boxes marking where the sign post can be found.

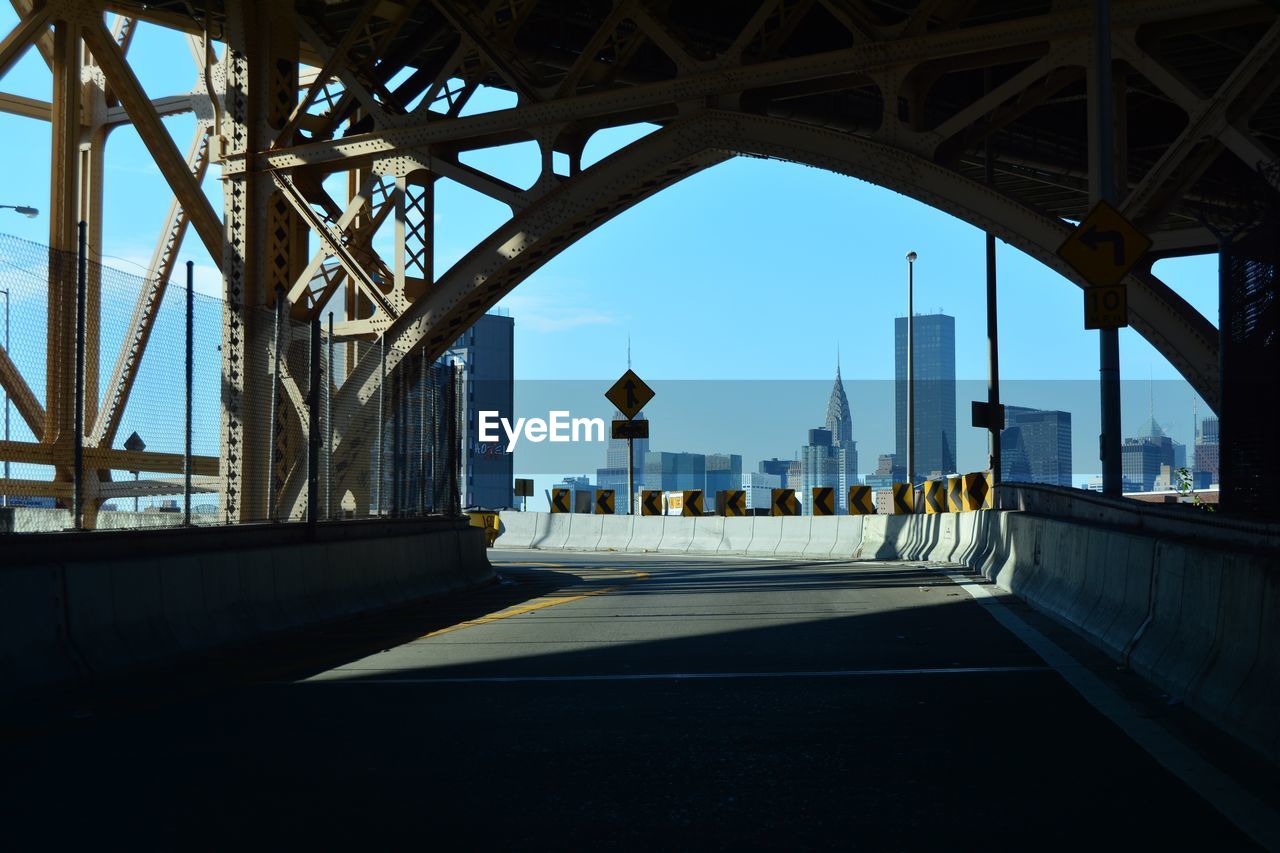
[605,369,655,515]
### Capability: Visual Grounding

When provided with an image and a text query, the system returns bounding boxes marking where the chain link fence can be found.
[0,231,461,532]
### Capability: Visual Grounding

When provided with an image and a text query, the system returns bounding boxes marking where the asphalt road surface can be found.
[0,551,1266,850]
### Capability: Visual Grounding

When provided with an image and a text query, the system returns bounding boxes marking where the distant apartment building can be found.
[895,313,956,482]
[864,453,903,492]
[759,458,792,484]
[643,451,707,494]
[706,453,743,501]
[743,471,782,510]
[1122,416,1177,492]
[799,427,857,514]
[1194,416,1220,487]
[1000,406,1072,487]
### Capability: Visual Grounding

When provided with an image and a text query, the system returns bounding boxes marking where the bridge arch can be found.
[331,109,1221,494]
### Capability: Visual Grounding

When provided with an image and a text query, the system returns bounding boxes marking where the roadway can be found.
[0,550,1266,849]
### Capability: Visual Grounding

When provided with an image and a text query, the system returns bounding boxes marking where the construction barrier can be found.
[923,479,948,514]
[947,476,965,512]
[466,511,500,546]
[810,487,836,516]
[848,485,875,515]
[717,489,748,517]
[771,488,800,516]
[963,471,993,510]
[891,483,913,514]
[640,490,663,516]
[550,487,571,513]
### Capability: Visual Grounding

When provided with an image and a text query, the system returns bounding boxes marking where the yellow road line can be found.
[417,568,649,640]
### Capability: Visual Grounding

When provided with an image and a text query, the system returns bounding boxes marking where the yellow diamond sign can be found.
[605,369,655,421]
[1058,200,1152,287]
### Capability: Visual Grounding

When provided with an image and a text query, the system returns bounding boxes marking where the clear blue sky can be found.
[0,11,1218,491]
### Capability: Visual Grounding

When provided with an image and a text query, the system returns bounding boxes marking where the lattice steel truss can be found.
[2,0,1278,524]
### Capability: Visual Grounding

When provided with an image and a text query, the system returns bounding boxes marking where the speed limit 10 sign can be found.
[1084,284,1128,330]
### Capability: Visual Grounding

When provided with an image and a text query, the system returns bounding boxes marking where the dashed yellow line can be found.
[417,567,649,640]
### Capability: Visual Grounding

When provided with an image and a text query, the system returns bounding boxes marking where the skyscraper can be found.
[1194,417,1220,487]
[705,453,743,500]
[823,358,858,509]
[1122,416,1176,491]
[445,311,515,510]
[1001,406,1072,487]
[895,313,956,482]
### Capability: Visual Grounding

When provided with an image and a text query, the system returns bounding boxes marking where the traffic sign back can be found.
[605,369,655,420]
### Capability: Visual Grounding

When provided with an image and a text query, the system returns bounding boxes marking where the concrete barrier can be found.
[829,516,865,560]
[495,511,538,549]
[718,517,754,554]
[626,516,665,552]
[657,516,696,553]
[1,519,491,702]
[595,515,634,551]
[530,512,572,549]
[0,564,83,696]
[688,516,726,555]
[802,517,840,559]
[746,517,783,558]
[773,516,812,557]
[563,514,604,551]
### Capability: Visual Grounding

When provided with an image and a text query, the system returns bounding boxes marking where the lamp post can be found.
[906,251,917,487]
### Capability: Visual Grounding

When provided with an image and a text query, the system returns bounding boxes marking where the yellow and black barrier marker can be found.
[947,476,965,512]
[595,489,615,515]
[771,488,800,516]
[640,490,663,516]
[848,485,875,514]
[963,471,994,510]
[718,490,747,517]
[467,511,500,547]
[891,483,913,514]
[550,487,571,513]
[681,490,704,516]
[923,479,948,514]
[811,487,835,516]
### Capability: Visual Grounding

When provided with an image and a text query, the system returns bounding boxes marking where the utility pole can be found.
[1093,0,1123,496]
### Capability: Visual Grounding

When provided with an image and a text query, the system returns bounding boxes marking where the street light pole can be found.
[0,205,38,218]
[906,251,917,487]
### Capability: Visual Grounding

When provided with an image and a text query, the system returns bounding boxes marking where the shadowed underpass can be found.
[0,551,1263,850]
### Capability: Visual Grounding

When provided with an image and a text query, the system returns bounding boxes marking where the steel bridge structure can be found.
[1,0,1278,525]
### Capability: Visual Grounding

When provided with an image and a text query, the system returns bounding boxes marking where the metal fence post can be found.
[308,318,320,528]
[376,335,386,516]
[184,260,194,526]
[418,348,426,515]
[268,284,283,521]
[73,221,86,530]
[326,312,334,519]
